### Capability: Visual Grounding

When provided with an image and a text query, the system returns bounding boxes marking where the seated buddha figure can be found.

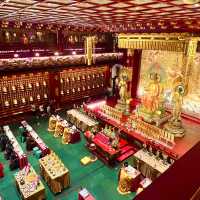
[141,72,163,114]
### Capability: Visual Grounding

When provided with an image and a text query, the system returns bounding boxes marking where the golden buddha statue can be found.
[137,72,166,123]
[118,69,128,103]
[115,67,131,114]
[164,75,186,137]
[171,83,185,123]
[141,72,162,113]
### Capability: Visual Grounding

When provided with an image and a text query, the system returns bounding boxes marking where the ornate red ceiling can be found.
[0,0,200,33]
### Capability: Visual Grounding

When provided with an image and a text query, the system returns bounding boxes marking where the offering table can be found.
[133,149,171,181]
[15,165,45,200]
[39,152,70,194]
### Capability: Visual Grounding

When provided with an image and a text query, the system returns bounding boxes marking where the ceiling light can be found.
[35,53,40,57]
[72,51,76,55]
[54,52,59,56]
[14,53,19,58]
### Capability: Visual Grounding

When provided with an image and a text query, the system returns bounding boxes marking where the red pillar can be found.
[129,49,142,99]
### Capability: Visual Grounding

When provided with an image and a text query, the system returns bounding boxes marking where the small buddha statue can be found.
[28,83,32,89]
[3,87,7,93]
[37,94,40,100]
[5,101,9,107]
[22,98,26,104]
[30,96,33,102]
[13,99,18,105]
[20,84,24,91]
[12,86,16,91]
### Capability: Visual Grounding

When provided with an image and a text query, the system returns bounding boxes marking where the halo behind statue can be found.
[146,62,167,83]
[172,75,187,96]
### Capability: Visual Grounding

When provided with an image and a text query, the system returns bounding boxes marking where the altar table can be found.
[39,152,70,194]
[67,109,98,131]
[15,165,45,200]
[133,149,171,180]
[84,106,178,160]
[3,126,28,169]
[85,131,120,165]
[21,121,50,156]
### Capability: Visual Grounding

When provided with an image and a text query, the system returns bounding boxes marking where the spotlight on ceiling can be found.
[72,51,76,55]
[14,53,19,58]
[54,52,59,56]
[35,53,40,57]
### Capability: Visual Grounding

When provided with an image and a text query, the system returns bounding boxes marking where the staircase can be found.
[117,142,136,162]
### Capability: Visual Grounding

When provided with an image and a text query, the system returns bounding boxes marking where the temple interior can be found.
[0,0,200,200]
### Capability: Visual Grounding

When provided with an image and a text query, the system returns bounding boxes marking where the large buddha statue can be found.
[137,72,165,122]
[141,72,162,113]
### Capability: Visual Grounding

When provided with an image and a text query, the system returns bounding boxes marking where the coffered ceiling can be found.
[0,0,200,32]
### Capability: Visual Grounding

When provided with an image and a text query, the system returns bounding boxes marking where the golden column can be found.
[85,36,96,65]
[183,38,198,93]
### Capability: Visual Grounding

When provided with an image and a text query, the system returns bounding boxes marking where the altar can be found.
[15,165,45,200]
[133,149,171,181]
[39,152,70,194]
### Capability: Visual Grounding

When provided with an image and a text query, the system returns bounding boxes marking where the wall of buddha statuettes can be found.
[0,65,108,117]
[0,72,49,112]
[60,66,107,100]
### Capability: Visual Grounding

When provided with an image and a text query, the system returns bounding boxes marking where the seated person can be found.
[0,135,8,152]
[26,136,35,151]
[47,105,51,115]
[9,157,19,171]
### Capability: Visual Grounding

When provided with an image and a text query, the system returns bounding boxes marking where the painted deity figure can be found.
[141,72,162,113]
